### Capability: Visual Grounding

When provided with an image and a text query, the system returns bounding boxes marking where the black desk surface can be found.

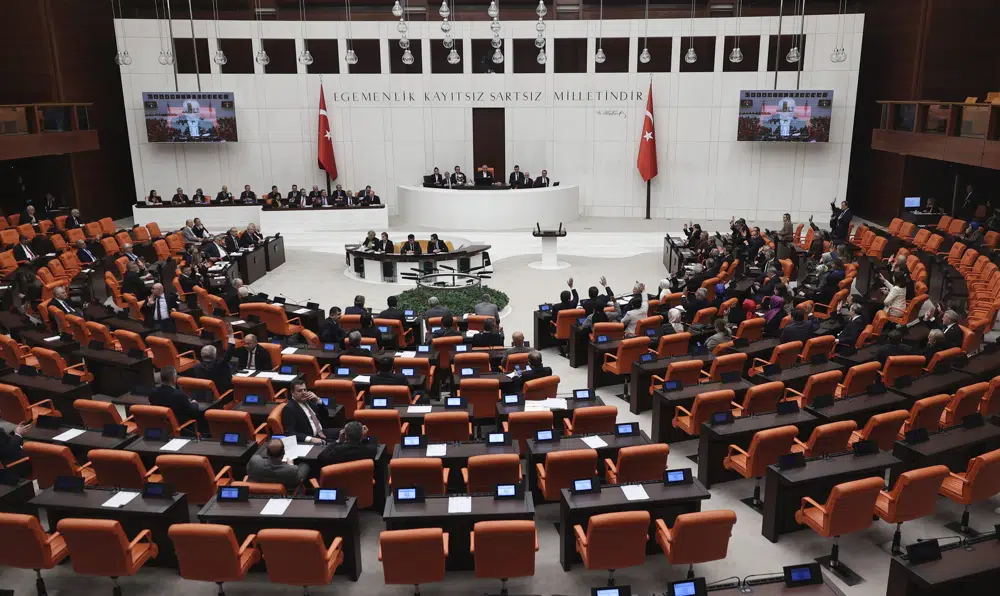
[754,360,845,387]
[31,485,186,514]
[887,537,1000,594]
[953,355,1000,382]
[76,346,152,368]
[0,372,92,396]
[710,582,838,595]
[19,424,138,455]
[526,431,650,461]
[125,437,258,473]
[0,479,36,513]
[496,396,605,420]
[149,331,216,351]
[892,423,1000,459]
[804,391,912,425]
[629,353,713,415]
[198,494,355,521]
[835,344,881,366]
[703,410,818,441]
[391,441,519,464]
[770,451,901,487]
[650,379,754,443]
[383,492,535,521]
[890,370,981,401]
[21,329,80,354]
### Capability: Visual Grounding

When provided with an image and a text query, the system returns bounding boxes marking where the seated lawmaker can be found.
[474,294,500,322]
[75,239,98,264]
[877,330,912,365]
[430,167,445,186]
[620,290,649,336]
[508,165,526,188]
[358,313,379,340]
[240,223,263,247]
[331,184,349,205]
[308,185,322,200]
[316,421,377,467]
[427,233,448,253]
[239,184,257,203]
[358,187,380,205]
[204,235,229,260]
[472,317,504,347]
[232,334,271,371]
[215,185,233,203]
[936,309,964,349]
[451,166,467,186]
[499,332,531,369]
[343,331,372,357]
[431,313,462,338]
[150,366,200,433]
[123,261,149,299]
[513,350,552,392]
[424,296,450,320]
[681,288,710,323]
[0,420,29,465]
[523,172,534,187]
[378,296,405,323]
[266,185,281,205]
[171,187,188,204]
[50,285,79,316]
[247,439,309,490]
[282,380,336,444]
[705,319,732,353]
[370,355,408,387]
[551,278,580,321]
[65,209,83,229]
[476,165,493,184]
[400,234,422,255]
[779,307,820,344]
[320,306,346,345]
[377,232,394,253]
[13,236,37,262]
[287,184,304,205]
[21,205,38,227]
[345,295,367,316]
[533,169,551,188]
[313,189,330,206]
[362,230,379,250]
[192,345,233,393]
[837,303,866,348]
[146,190,162,204]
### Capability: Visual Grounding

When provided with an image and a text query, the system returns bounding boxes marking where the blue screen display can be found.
[790,567,812,581]
[398,488,416,500]
[574,479,592,491]
[318,489,338,501]
[673,582,696,596]
[667,470,685,483]
[220,487,239,499]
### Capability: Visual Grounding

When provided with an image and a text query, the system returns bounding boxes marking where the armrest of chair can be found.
[673,405,692,419]
[653,518,671,541]
[178,350,196,360]
[947,472,968,485]
[573,525,588,548]
[731,402,744,415]
[4,456,30,470]
[602,352,618,365]
[562,419,574,434]
[177,419,198,435]
[144,465,159,478]
[309,478,320,489]
[273,388,288,401]
[253,421,268,435]
[752,358,771,368]
[783,388,804,400]
[214,465,234,483]
[319,364,331,376]
[287,317,302,326]
[726,444,748,458]
[799,496,826,514]
[651,374,665,386]
[327,536,343,559]
[400,422,410,435]
[699,369,711,379]
[604,458,617,477]
[29,399,57,412]
[238,533,257,555]
[793,438,808,450]
[535,462,546,481]
[66,362,88,372]
[128,529,155,550]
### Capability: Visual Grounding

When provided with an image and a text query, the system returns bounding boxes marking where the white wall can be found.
[115,13,863,223]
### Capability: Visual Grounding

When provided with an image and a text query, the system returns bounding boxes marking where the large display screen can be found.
[142,92,238,143]
[737,90,833,142]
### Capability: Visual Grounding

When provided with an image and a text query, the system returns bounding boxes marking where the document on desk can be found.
[353,375,371,384]
[256,371,280,379]
[448,496,472,514]
[52,428,87,442]
[465,330,478,338]
[229,319,245,325]
[544,398,568,410]
[397,351,416,359]
[273,374,298,382]
[426,444,447,457]
[260,498,293,516]
[505,371,519,379]
[159,438,191,452]
[281,347,298,354]
[524,402,550,412]
[621,485,649,501]
[580,435,608,449]
[44,336,62,342]
[293,308,311,314]
[407,405,432,414]
[102,491,140,508]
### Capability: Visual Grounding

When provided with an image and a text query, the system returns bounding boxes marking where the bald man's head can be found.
[512,332,525,347]
[265,439,284,459]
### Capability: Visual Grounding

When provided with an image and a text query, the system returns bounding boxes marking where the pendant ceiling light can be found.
[444,0,460,64]
[594,0,605,64]
[345,0,358,65]
[154,0,174,65]
[785,0,801,63]
[111,0,132,65]
[210,0,226,65]
[729,0,744,63]
[297,0,313,65]
[490,0,503,64]
[639,0,650,64]
[831,0,847,62]
[253,0,269,65]
[535,1,546,64]
[684,0,697,63]
[397,0,413,64]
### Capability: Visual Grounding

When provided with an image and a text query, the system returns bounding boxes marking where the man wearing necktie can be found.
[13,236,36,263]
[230,334,272,371]
[204,235,229,260]
[281,380,336,444]
[142,283,178,331]
[75,240,98,264]
[50,286,77,315]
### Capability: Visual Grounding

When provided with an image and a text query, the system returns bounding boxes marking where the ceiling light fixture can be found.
[639,0,651,64]
[297,0,313,65]
[490,0,503,64]
[729,0,744,63]
[345,0,358,65]
[536,1,546,64]
[111,0,132,65]
[594,0,606,64]
[684,0,697,64]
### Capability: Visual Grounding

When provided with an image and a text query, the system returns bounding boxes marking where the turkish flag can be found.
[637,83,658,182]
[317,86,338,180]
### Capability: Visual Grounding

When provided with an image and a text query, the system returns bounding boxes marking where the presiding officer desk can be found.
[345,242,491,285]
[397,184,580,230]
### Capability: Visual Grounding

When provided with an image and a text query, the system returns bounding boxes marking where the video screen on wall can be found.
[142,92,238,143]
[737,90,833,143]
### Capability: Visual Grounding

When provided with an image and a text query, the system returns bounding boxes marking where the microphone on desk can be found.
[916,535,964,547]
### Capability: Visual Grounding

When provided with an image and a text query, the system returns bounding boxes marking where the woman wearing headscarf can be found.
[712,283,727,308]
[661,307,685,335]
[729,299,756,326]
[763,295,786,337]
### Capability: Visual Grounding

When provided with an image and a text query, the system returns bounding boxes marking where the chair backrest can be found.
[735,317,765,342]
[23,442,80,489]
[821,477,885,536]
[259,304,295,335]
[665,359,704,385]
[233,376,279,402]
[800,336,835,362]
[947,218,967,235]
[692,307,718,326]
[129,404,184,437]
[394,356,434,377]
[0,383,32,423]
[369,385,412,407]
[905,394,952,434]
[169,523,248,582]
[88,449,151,489]
[523,375,560,400]
[354,409,405,448]
[507,410,553,452]
[541,449,597,500]
[942,383,988,428]
[840,362,881,397]
[466,454,521,493]
[431,336,464,369]
[801,421,857,457]
[798,370,842,406]
[882,355,926,388]
[57,518,137,576]
[339,315,362,331]
[634,316,663,338]
[887,218,903,235]
[965,448,1000,502]
[926,347,963,373]
[390,458,446,495]
[856,409,909,450]
[472,520,536,580]
[64,314,90,346]
[0,513,63,569]
[31,347,69,378]
[453,351,491,373]
[85,321,118,349]
[591,322,625,341]
[610,337,650,375]
[745,425,800,477]
[170,312,200,335]
[314,379,362,418]
[981,376,1000,418]
[256,528,339,586]
[155,454,223,504]
[204,409,256,439]
[613,443,669,484]
[502,351,531,373]
[706,353,747,381]
[423,411,471,442]
[74,398,124,429]
[379,528,447,586]
[583,511,651,570]
[282,354,323,386]
[198,317,229,345]
[569,405,617,435]
[459,378,501,418]
[553,308,585,339]
[884,465,950,522]
[132,225,150,242]
[664,510,737,564]
[960,326,981,354]
[739,381,784,416]
[688,390,736,427]
[146,336,182,368]
[0,336,28,371]
[318,459,375,508]
[655,332,691,358]
[898,294,928,325]
[113,329,148,354]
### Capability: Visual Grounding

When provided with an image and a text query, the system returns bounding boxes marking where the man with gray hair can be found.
[345,294,366,315]
[180,219,199,244]
[939,309,964,349]
[149,365,200,432]
[231,333,271,371]
[343,330,371,357]
[192,344,233,393]
[837,302,866,349]
[50,285,78,316]
[142,282,178,330]
[922,329,947,361]
[75,239,98,264]
[424,296,451,320]
[247,439,310,489]
[682,287,711,323]
[474,294,500,323]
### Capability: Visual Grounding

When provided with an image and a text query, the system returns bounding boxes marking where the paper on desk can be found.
[273,374,298,382]
[159,438,191,452]
[353,375,371,384]
[293,308,310,314]
[524,401,550,411]
[426,444,447,457]
[407,405,432,414]
[397,351,416,359]
[256,371,279,379]
[448,496,472,514]
[465,330,478,338]
[505,371,519,379]
[544,398,568,409]
[52,428,87,442]
[621,485,649,501]
[580,435,608,449]
[44,336,61,342]
[229,319,246,325]
[101,491,141,508]
[260,498,292,516]
[281,347,298,354]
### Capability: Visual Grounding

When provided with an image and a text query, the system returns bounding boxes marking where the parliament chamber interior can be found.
[3,1,1000,595]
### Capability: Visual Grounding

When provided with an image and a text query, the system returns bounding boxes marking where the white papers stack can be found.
[44,336,61,342]
[397,351,416,359]
[523,398,568,411]
[426,444,447,457]
[273,374,298,382]
[505,371,519,379]
[524,402,550,412]
[159,438,191,452]
[280,436,314,462]
[260,498,292,515]
[101,491,140,508]
[353,375,371,384]
[465,330,478,338]
[293,308,311,314]
[543,398,568,409]
[281,347,298,355]
[52,428,87,442]
[621,485,650,501]
[580,436,608,449]
[407,405,432,414]
[229,319,246,325]
[448,496,472,513]
[257,371,279,379]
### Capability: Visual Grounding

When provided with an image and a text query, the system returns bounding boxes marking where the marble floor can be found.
[12,216,994,596]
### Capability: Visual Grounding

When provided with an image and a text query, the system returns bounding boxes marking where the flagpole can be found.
[645,74,652,220]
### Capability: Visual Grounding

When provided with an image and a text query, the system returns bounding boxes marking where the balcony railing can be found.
[873,100,1000,169]
[0,103,99,161]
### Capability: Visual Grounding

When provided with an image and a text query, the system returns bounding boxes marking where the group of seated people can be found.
[427,165,552,189]
[144,184,382,208]
[359,231,449,255]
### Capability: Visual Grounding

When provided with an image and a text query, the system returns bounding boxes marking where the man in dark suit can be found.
[423,296,450,320]
[837,303,866,349]
[65,209,83,229]
[191,345,233,393]
[830,200,852,241]
[122,261,149,300]
[224,279,244,314]
[0,421,29,465]
[239,185,257,203]
[345,295,367,316]
[508,165,526,188]
[204,236,230,260]
[223,228,241,253]
[282,380,336,443]
[75,239,98,264]
[427,234,448,253]
[358,313,380,340]
[13,236,37,262]
[513,350,552,393]
[533,169,550,188]
[431,313,462,339]
[342,331,373,357]
[370,355,409,387]
[877,330,912,366]
[378,296,405,323]
[286,184,304,206]
[331,184,349,204]
[231,334,271,371]
[358,188,380,205]
[240,223,264,247]
[499,332,531,370]
[581,277,615,315]
[939,310,964,349]
[142,283,179,331]
[50,286,79,316]
[959,183,984,221]
[472,318,504,347]
[320,306,346,345]
[21,205,38,227]
[176,266,199,308]
[451,166,467,186]
[550,278,580,321]
[316,421,377,467]
[400,234,422,256]
[149,366,200,431]
[476,165,494,184]
[429,167,445,186]
[922,329,948,362]
[779,308,820,344]
[171,187,189,204]
[377,232,394,253]
[215,185,234,203]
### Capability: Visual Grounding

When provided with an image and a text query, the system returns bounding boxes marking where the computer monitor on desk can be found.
[904,196,921,209]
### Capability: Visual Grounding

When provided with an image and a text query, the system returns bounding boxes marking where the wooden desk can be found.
[0,479,36,514]
[295,444,390,510]
[890,370,981,401]
[526,432,650,495]
[0,372,92,425]
[567,324,590,368]
[394,404,473,435]
[886,537,1000,596]
[754,361,846,392]
[391,441,519,491]
[628,354,713,414]
[761,451,902,542]
[126,437,258,478]
[495,396,605,426]
[31,486,189,567]
[21,329,80,358]
[264,235,286,271]
[233,244,267,285]
[557,480,710,571]
[804,391,912,427]
[698,411,819,488]
[198,495,362,580]
[382,493,535,571]
[281,303,323,333]
[19,424,138,463]
[587,340,625,390]
[149,331,217,355]
[890,424,1000,484]
[650,379,753,443]
[532,310,555,350]
[77,347,154,397]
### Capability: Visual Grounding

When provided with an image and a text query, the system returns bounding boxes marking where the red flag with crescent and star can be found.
[318,86,338,180]
[637,83,658,182]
